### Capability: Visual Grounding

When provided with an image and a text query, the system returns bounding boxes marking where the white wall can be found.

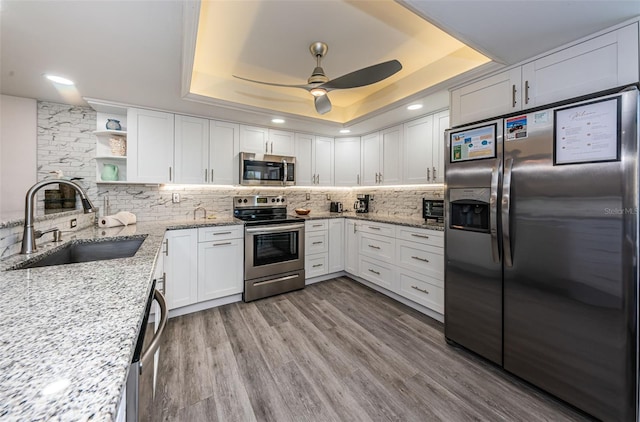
[0,95,37,217]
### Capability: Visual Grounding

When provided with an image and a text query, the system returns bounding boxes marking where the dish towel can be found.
[99,211,137,228]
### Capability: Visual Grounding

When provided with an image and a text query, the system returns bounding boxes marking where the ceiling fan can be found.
[233,42,402,115]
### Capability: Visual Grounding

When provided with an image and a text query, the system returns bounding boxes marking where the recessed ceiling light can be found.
[271,118,285,124]
[407,104,423,111]
[44,74,75,86]
[339,129,351,134]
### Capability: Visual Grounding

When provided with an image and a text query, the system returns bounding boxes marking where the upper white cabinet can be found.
[94,110,128,183]
[127,108,175,183]
[334,137,361,186]
[294,134,334,186]
[239,126,294,156]
[361,132,381,185]
[209,121,239,185]
[451,22,639,126]
[174,115,209,184]
[403,115,434,184]
[361,126,403,186]
[432,111,449,184]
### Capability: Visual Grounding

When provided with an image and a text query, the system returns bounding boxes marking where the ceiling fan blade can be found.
[314,94,332,115]
[233,75,312,90]
[320,59,402,91]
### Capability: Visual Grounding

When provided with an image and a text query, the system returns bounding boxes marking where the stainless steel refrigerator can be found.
[444,87,639,421]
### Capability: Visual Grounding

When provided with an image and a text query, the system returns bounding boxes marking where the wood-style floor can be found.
[147,276,592,421]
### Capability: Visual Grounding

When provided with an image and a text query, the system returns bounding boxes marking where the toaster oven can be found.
[423,199,444,222]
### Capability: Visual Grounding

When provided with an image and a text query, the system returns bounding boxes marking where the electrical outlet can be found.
[306,193,310,200]
[70,218,77,228]
[370,195,375,201]
[326,194,331,200]
[172,193,180,203]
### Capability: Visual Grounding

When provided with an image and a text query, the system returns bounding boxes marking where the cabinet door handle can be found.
[411,285,429,294]
[512,84,517,108]
[427,167,431,181]
[265,141,268,153]
[317,174,320,184]
[432,167,436,181]
[368,244,381,249]
[271,142,273,154]
[169,166,172,182]
[411,233,429,239]
[161,272,166,295]
[312,241,323,245]
[379,173,383,183]
[368,268,381,275]
[357,174,360,185]
[213,242,232,246]
[204,169,208,182]
[524,80,530,105]
[312,263,323,268]
[211,169,214,182]
[163,239,169,256]
[411,255,429,263]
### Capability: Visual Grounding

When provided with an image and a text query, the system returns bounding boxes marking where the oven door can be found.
[245,222,304,280]
[240,153,295,186]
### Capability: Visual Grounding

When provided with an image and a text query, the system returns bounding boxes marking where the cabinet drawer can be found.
[306,231,328,254]
[396,240,444,279]
[395,226,443,247]
[359,232,395,263]
[398,268,444,314]
[358,221,395,237]
[306,253,328,278]
[359,256,395,291]
[198,225,243,242]
[305,220,328,232]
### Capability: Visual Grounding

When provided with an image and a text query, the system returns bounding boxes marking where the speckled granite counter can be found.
[292,211,445,231]
[0,217,243,421]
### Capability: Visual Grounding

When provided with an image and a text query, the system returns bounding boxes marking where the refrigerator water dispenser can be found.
[449,188,490,233]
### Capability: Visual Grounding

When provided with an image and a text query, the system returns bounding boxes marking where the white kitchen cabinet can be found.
[210,120,239,185]
[294,134,334,186]
[313,136,334,186]
[334,137,361,186]
[305,220,329,278]
[268,129,295,156]
[381,125,402,185]
[163,229,198,310]
[174,114,209,184]
[239,125,269,154]
[403,115,434,184]
[397,267,444,314]
[359,256,396,291]
[94,110,129,184]
[328,218,344,273]
[294,133,314,186]
[361,132,381,185]
[432,111,449,184]
[345,219,359,276]
[197,238,244,301]
[127,108,175,183]
[450,22,639,126]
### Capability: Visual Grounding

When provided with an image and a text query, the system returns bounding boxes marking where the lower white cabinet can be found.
[345,219,359,276]
[397,267,444,314]
[163,229,198,310]
[164,226,243,310]
[359,255,396,291]
[305,220,329,278]
[328,219,344,273]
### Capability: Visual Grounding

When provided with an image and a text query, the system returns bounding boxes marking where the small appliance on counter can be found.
[423,199,444,223]
[354,194,370,213]
[330,202,343,213]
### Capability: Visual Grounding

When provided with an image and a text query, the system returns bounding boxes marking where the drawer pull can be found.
[411,285,429,294]
[213,242,232,246]
[411,233,430,239]
[369,226,381,230]
[312,263,323,268]
[368,244,381,249]
[368,269,381,275]
[312,224,323,227]
[411,256,429,263]
[213,231,233,235]
[312,241,324,245]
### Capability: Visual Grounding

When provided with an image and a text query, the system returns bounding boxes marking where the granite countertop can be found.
[292,211,445,231]
[0,218,244,421]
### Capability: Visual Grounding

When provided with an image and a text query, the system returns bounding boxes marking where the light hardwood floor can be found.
[147,276,593,421]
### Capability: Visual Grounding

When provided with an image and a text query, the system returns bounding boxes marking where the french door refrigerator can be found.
[444,86,639,421]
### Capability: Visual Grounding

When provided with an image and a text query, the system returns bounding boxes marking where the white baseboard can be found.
[167,293,243,319]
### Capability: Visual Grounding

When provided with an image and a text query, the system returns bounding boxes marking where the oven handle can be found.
[245,223,304,234]
[283,159,288,186]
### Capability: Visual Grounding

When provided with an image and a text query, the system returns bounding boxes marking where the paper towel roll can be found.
[98,211,137,228]
[99,216,123,228]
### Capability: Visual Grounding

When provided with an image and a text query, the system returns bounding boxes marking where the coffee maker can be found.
[354,194,370,213]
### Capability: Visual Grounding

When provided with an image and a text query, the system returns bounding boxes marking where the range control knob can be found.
[276,198,280,202]
[272,198,276,202]
[237,199,242,203]
[243,199,248,203]
[281,198,285,202]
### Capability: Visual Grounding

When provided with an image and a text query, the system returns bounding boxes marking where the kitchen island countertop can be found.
[0,218,243,422]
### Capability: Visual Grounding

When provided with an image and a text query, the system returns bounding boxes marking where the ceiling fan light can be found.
[310,88,327,97]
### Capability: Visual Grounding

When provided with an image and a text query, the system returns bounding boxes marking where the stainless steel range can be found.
[234,195,305,302]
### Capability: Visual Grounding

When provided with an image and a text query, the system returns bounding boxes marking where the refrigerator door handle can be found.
[502,158,514,267]
[490,160,501,263]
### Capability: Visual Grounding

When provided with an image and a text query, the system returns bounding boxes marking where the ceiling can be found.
[1,1,638,136]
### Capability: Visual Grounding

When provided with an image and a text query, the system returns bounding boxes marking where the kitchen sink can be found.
[11,236,146,269]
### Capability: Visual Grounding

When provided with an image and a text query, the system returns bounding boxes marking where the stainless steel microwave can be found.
[240,152,296,186]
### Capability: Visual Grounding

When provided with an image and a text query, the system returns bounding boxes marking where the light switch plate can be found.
[70,218,77,228]
[306,193,310,200]
[172,193,180,203]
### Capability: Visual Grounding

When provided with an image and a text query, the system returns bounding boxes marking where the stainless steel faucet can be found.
[21,179,95,254]
[193,206,207,220]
